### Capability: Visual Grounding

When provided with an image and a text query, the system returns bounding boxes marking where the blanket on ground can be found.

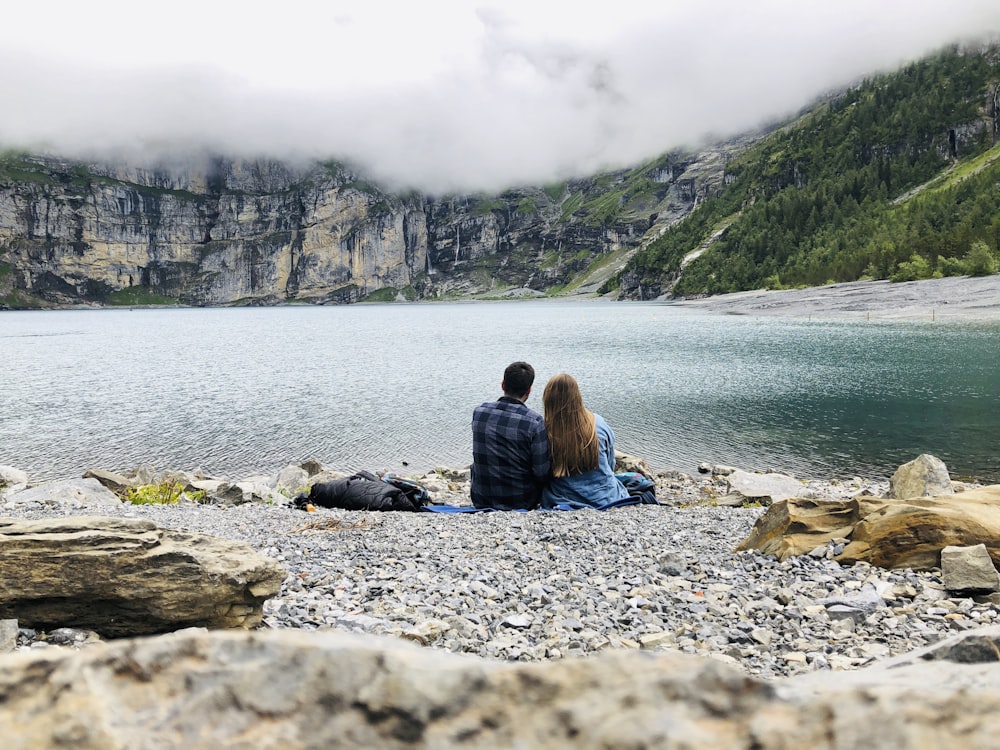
[423,473,658,513]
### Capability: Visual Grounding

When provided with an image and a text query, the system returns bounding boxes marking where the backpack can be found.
[380,472,431,508]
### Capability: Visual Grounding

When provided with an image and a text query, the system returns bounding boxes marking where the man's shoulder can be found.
[476,398,539,416]
[504,400,543,424]
[473,399,543,431]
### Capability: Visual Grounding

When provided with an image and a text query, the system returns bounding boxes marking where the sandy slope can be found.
[665,275,1000,321]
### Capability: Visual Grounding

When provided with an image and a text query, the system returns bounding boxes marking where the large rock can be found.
[725,469,806,504]
[3,627,1000,749]
[3,478,121,509]
[737,486,1000,570]
[734,496,859,560]
[838,486,1000,569]
[0,465,28,491]
[0,516,286,637]
[890,453,954,499]
[273,464,310,494]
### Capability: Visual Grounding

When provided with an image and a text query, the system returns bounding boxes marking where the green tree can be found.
[965,240,998,276]
[621,44,1000,297]
[891,253,932,282]
[936,254,968,277]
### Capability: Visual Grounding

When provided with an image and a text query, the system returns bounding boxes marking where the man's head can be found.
[502,361,535,401]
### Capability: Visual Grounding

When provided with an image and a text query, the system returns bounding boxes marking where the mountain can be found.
[0,136,757,309]
[618,43,1000,299]
[5,43,999,310]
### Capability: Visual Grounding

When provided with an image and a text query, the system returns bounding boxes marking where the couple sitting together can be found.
[471,361,654,511]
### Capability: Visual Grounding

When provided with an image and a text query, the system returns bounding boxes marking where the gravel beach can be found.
[5,467,994,682]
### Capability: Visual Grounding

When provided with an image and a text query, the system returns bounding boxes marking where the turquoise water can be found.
[1,301,997,481]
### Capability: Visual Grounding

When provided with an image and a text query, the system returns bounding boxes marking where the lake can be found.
[1,301,998,482]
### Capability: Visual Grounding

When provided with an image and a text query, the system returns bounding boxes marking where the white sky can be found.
[3,0,1000,193]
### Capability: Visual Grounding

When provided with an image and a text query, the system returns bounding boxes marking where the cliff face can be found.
[0,148,735,307]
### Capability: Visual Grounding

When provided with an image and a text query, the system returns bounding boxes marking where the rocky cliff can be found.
[0,143,748,308]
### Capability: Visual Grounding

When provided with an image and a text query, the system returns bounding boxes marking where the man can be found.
[471,361,550,510]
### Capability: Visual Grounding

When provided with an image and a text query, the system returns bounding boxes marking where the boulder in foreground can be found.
[0,516,286,637]
[3,627,1000,749]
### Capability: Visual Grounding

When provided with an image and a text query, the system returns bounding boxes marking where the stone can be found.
[188,479,225,495]
[941,544,1000,594]
[5,628,1000,749]
[238,480,291,505]
[657,551,686,576]
[401,619,451,645]
[838,487,1000,569]
[826,605,866,623]
[128,464,158,485]
[0,465,28,491]
[715,493,751,507]
[734,497,858,560]
[300,459,325,476]
[501,614,532,629]
[3,478,121,509]
[817,584,883,613]
[0,619,17,652]
[274,465,309,494]
[82,468,133,494]
[614,451,654,480]
[726,469,805,504]
[0,516,286,637]
[737,486,1000,571]
[159,469,196,486]
[639,632,674,649]
[434,466,471,482]
[212,482,251,505]
[890,453,954,499]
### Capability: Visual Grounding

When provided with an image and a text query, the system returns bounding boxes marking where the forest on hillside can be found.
[622,44,1000,297]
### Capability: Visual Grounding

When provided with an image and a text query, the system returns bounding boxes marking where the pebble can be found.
[3,470,998,681]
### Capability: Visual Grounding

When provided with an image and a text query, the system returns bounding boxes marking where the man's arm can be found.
[530,423,551,482]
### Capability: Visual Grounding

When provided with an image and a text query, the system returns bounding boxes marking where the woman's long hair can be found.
[543,373,598,477]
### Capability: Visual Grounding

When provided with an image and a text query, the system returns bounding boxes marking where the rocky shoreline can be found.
[667,274,1000,321]
[5,458,999,683]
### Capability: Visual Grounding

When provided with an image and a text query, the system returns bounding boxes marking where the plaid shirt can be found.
[471,396,550,510]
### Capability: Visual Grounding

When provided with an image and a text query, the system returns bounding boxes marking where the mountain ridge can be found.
[0,141,751,308]
[618,42,1000,299]
[4,43,1000,309]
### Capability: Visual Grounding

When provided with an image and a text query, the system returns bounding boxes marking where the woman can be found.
[540,373,630,510]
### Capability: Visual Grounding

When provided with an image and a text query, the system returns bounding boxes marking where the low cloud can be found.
[2,1,999,193]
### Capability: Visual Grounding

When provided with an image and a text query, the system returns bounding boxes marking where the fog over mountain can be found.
[3,0,1000,192]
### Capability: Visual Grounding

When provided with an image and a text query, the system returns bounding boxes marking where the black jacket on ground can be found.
[305,471,423,512]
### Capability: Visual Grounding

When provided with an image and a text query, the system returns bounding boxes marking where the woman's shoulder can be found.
[592,412,612,431]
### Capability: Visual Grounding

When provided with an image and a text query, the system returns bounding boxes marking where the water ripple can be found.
[2,304,998,482]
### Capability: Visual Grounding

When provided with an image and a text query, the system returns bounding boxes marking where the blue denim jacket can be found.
[540,414,629,510]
